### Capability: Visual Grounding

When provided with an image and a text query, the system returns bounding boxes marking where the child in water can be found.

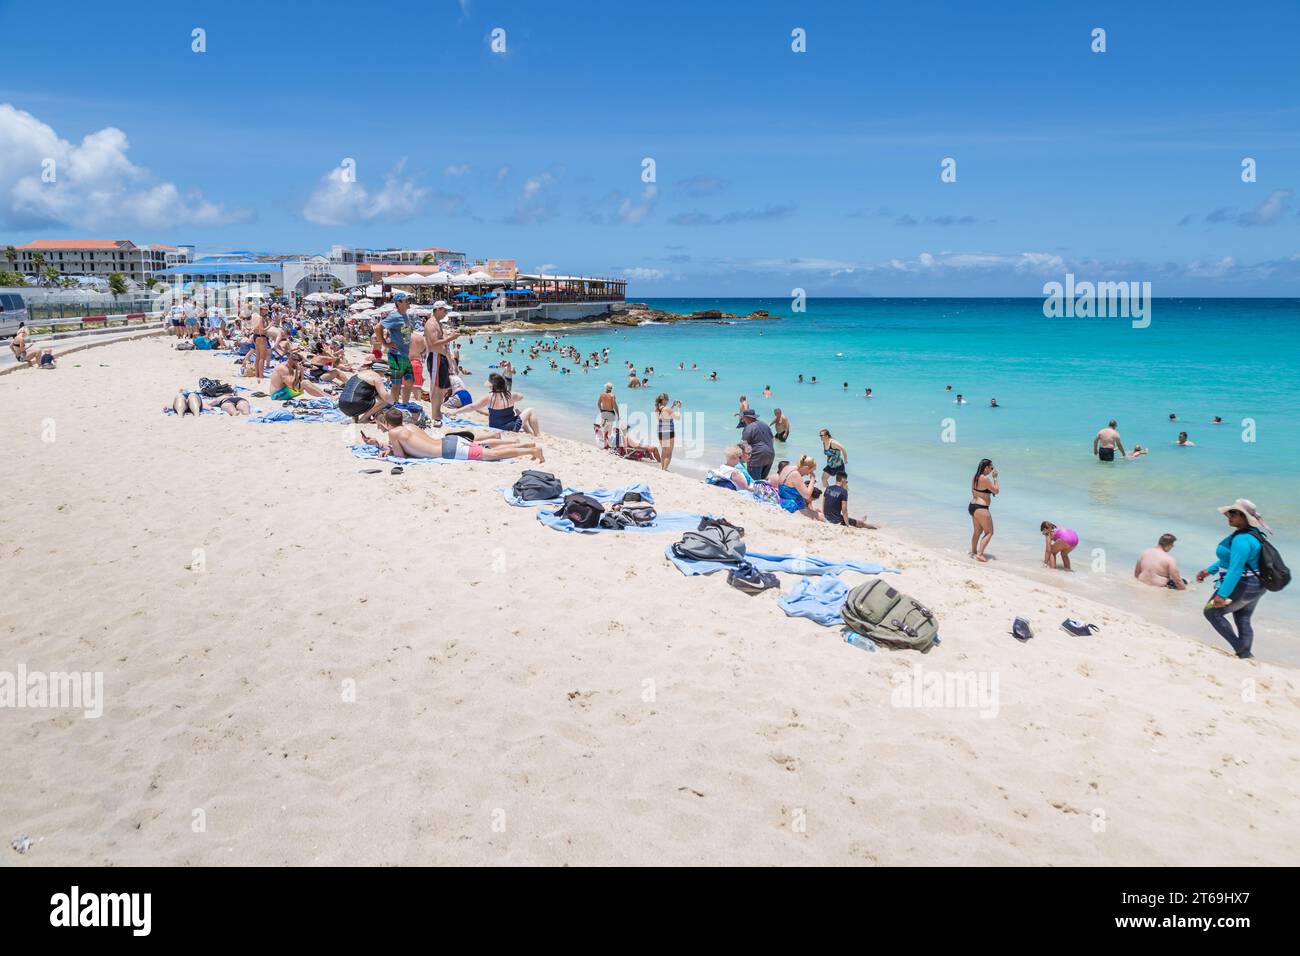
[1041,522,1078,571]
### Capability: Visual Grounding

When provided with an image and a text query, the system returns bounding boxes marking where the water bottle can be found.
[844,631,875,652]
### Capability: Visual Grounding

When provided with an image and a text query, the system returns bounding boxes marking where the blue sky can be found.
[1,0,1297,295]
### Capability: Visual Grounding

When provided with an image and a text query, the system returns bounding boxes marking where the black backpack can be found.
[1232,529,1291,592]
[671,519,746,564]
[513,470,563,501]
[557,493,604,529]
[198,377,234,398]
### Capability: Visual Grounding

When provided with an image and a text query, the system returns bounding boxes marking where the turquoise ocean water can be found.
[469,298,1300,660]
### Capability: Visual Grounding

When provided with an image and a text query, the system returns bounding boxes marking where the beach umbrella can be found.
[429,271,451,283]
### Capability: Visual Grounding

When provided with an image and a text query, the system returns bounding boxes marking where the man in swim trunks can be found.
[423,300,459,427]
[366,409,544,462]
[597,383,618,444]
[1134,533,1187,589]
[1093,419,1126,462]
[383,293,416,404]
[269,353,328,402]
[769,408,790,442]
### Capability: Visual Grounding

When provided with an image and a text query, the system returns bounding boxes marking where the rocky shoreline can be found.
[462,303,775,333]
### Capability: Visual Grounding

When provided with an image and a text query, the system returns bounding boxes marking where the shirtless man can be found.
[1093,419,1126,462]
[423,301,460,427]
[1134,534,1187,589]
[269,353,328,401]
[364,408,543,462]
[596,383,618,444]
[407,323,428,402]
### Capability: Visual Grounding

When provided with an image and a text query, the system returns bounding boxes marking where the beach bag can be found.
[671,520,746,564]
[401,408,431,429]
[1232,529,1291,592]
[558,493,604,529]
[749,480,780,504]
[609,502,658,526]
[175,340,194,350]
[513,470,563,501]
[840,579,938,653]
[727,562,780,596]
[198,377,234,398]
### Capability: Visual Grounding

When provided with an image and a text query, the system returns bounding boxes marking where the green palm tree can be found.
[42,265,60,287]
[3,245,16,270]
[108,272,128,300]
[31,251,45,276]
[420,253,435,265]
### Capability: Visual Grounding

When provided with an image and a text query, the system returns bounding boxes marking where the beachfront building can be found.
[329,245,468,272]
[6,240,184,286]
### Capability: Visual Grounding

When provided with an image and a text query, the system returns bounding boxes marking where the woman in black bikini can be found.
[457,373,540,436]
[251,307,270,380]
[655,392,681,471]
[969,458,999,562]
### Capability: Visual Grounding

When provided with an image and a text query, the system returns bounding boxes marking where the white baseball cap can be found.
[432,300,449,310]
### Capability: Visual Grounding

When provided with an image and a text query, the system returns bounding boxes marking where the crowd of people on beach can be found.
[138,290,1285,661]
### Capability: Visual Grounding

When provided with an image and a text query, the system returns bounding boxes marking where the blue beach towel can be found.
[497,482,654,508]
[538,509,705,534]
[665,546,896,578]
[777,573,851,626]
[348,444,499,466]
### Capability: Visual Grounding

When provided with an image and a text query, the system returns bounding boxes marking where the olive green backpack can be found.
[841,579,939,653]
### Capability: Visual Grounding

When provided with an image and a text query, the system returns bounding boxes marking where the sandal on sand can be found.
[390,466,404,475]
[359,468,382,475]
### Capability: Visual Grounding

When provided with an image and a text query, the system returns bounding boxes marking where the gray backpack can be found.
[671,519,746,564]
[841,579,938,653]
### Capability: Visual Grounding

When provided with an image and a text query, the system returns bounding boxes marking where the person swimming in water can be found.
[1177,431,1195,446]
[864,388,872,398]
[1040,521,1079,571]
[989,398,999,408]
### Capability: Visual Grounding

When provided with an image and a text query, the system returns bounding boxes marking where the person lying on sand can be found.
[269,353,329,402]
[363,408,544,463]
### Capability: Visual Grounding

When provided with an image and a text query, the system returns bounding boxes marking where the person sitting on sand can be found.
[444,374,473,410]
[10,323,29,362]
[362,409,544,463]
[1135,533,1186,589]
[457,373,540,436]
[269,353,329,402]
[822,474,876,529]
[708,445,752,491]
[337,368,393,422]
[1041,521,1079,571]
[778,455,823,520]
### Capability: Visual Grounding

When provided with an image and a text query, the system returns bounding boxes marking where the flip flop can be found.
[390,466,404,475]
[359,468,382,474]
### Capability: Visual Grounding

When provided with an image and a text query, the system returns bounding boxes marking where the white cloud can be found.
[496,165,511,180]
[302,158,428,226]
[0,103,249,230]
[536,263,559,273]
[622,267,667,280]
[617,185,657,224]
[507,172,557,224]
[444,163,471,177]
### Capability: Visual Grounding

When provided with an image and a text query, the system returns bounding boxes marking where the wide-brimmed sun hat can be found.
[1218,498,1272,533]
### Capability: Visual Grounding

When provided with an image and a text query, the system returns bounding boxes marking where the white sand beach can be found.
[2,335,1298,866]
